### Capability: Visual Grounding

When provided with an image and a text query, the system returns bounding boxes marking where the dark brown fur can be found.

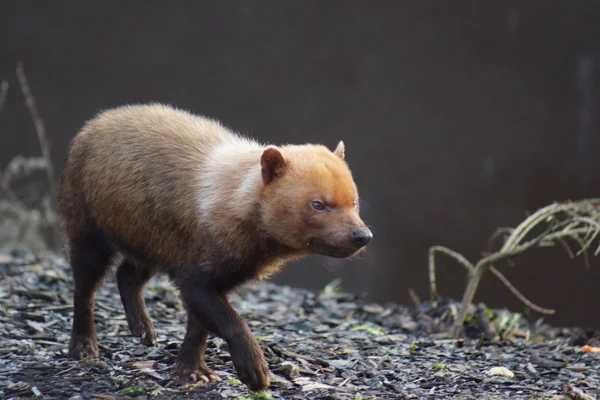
[58,103,371,391]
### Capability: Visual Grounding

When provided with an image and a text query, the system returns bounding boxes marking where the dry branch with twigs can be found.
[0,63,61,252]
[428,198,600,339]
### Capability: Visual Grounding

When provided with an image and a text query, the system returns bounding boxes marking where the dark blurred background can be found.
[1,1,599,329]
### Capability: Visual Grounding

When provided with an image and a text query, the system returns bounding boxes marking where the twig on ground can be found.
[408,288,422,310]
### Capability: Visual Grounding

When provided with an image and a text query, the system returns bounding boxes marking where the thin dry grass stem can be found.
[408,288,422,310]
[487,267,555,314]
[486,227,513,253]
[15,61,60,249]
[0,81,8,114]
[428,199,600,339]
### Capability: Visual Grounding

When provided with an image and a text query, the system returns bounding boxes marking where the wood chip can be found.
[132,360,158,370]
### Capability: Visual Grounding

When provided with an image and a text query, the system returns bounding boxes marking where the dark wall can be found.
[1,1,600,329]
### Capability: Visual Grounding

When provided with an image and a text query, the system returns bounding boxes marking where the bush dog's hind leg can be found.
[68,230,114,359]
[177,310,220,384]
[176,282,270,392]
[116,259,157,346]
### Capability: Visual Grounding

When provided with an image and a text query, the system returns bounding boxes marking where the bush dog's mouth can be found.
[306,236,370,259]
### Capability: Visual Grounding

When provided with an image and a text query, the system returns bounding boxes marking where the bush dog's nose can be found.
[352,228,373,247]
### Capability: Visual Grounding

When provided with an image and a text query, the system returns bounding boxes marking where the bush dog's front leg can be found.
[177,310,219,384]
[178,286,270,392]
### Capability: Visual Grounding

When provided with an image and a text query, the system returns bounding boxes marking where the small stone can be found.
[26,320,45,333]
[8,381,30,391]
[269,373,293,387]
[486,367,514,378]
[363,305,384,314]
[280,361,300,379]
[373,335,401,344]
[526,363,537,375]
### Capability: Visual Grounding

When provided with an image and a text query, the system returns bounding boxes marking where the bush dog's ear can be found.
[333,140,345,160]
[261,146,287,184]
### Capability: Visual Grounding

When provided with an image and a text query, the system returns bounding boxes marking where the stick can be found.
[16,62,60,249]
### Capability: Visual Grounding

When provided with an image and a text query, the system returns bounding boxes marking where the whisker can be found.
[321,260,341,272]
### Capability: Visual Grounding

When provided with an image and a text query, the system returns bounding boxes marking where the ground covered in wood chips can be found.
[0,251,599,400]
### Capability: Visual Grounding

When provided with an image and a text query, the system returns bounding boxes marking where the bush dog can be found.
[58,103,372,392]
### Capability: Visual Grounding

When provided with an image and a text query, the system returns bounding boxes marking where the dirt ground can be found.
[1,251,598,400]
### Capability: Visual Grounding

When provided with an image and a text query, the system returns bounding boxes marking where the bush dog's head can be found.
[259,141,372,258]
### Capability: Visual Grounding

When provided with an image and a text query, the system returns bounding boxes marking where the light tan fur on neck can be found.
[196,137,265,223]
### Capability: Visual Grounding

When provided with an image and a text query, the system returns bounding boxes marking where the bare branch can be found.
[433,199,600,339]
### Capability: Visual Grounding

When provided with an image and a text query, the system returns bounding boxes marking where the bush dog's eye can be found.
[311,201,326,211]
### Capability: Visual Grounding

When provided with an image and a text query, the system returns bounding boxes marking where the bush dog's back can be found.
[58,103,373,392]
